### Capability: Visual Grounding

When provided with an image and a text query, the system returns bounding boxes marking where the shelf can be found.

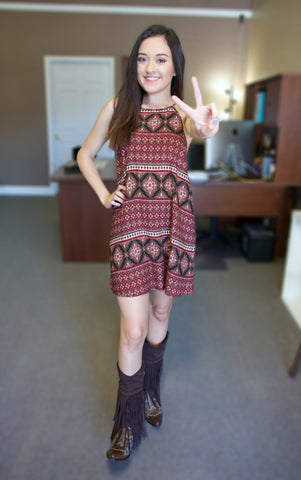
[244,74,301,185]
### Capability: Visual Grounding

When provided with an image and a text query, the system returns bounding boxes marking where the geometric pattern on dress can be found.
[140,111,184,134]
[110,106,196,297]
[168,246,193,276]
[110,261,194,298]
[111,234,194,279]
[125,172,174,199]
[124,172,193,211]
[111,236,169,270]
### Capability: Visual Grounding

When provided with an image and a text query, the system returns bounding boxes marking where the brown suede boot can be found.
[106,364,146,461]
[142,332,169,427]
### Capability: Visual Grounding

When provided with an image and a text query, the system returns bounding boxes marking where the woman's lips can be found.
[145,76,160,81]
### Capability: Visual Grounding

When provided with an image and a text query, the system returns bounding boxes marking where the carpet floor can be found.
[0,196,300,480]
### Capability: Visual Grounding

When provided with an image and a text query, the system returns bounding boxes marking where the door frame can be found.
[44,55,115,178]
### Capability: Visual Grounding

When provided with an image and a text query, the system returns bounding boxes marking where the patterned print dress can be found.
[109,105,196,297]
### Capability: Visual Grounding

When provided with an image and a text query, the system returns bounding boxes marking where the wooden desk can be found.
[191,180,292,258]
[52,160,117,262]
[52,164,292,261]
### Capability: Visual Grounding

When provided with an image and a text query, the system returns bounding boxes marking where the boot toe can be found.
[145,412,162,427]
[106,427,133,462]
[145,394,162,427]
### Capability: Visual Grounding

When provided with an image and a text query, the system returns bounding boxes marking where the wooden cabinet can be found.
[52,161,117,262]
[244,74,301,185]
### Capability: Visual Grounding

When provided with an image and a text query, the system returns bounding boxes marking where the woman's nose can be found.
[145,59,155,72]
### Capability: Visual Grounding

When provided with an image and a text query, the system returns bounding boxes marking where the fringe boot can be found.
[106,363,146,461]
[142,332,169,427]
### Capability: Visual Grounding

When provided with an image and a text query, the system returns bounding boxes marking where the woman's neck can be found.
[141,102,174,109]
[142,94,174,109]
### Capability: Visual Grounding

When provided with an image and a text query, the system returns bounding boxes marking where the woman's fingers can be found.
[173,77,220,137]
[191,76,203,109]
[112,185,125,207]
[173,77,204,114]
[208,102,219,121]
[172,94,195,118]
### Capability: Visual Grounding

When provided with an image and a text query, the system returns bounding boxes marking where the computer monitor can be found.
[205,120,255,175]
[187,140,205,171]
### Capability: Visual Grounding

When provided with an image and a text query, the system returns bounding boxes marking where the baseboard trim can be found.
[0,183,58,196]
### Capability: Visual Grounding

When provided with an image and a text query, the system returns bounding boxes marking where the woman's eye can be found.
[157,59,166,64]
[138,57,146,62]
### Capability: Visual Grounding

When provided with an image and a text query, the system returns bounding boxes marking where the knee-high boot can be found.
[142,332,169,427]
[106,363,146,461]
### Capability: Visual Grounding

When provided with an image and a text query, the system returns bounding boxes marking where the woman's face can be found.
[137,35,176,98]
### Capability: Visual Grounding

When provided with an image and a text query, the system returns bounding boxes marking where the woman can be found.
[77,24,219,461]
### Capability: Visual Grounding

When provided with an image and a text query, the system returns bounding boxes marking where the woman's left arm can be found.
[172,76,219,140]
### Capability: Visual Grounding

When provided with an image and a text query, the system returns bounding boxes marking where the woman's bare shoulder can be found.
[174,104,186,122]
[100,98,115,120]
[174,105,192,144]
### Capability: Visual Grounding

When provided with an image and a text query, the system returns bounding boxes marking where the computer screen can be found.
[205,120,255,175]
[187,141,205,171]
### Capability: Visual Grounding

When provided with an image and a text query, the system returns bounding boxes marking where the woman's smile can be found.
[137,35,175,101]
[145,76,160,81]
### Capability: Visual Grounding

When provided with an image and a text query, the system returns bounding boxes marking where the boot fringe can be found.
[111,387,146,450]
[144,360,163,404]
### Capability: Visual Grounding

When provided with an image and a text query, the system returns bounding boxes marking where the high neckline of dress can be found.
[140,104,176,111]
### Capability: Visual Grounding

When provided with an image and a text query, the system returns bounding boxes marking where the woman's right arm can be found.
[77,99,125,209]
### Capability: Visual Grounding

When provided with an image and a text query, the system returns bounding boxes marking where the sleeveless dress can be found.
[109,105,196,297]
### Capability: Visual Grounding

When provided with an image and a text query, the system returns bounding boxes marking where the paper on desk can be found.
[188,171,209,181]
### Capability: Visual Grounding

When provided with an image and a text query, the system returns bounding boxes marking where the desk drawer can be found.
[191,183,287,217]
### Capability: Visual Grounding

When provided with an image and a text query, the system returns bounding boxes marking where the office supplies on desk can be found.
[188,171,209,181]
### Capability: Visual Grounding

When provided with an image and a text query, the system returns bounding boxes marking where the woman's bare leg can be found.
[107,294,149,460]
[117,290,173,374]
[117,293,150,375]
[147,290,173,345]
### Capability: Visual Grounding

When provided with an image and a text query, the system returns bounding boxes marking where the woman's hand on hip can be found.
[103,185,126,209]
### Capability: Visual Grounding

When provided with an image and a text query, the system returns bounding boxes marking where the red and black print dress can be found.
[109,105,196,297]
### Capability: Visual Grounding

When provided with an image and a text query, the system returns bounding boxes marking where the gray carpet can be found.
[0,196,301,480]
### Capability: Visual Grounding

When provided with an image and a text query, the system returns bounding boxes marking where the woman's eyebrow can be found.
[138,53,169,57]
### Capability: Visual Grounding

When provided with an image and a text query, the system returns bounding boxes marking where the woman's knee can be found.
[118,293,149,351]
[151,303,171,324]
[120,324,147,351]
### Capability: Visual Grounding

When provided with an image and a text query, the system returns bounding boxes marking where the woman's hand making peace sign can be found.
[172,76,220,139]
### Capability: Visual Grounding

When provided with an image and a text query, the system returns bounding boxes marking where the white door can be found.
[44,56,115,176]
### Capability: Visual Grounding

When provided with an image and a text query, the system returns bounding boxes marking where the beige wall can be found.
[0,9,250,186]
[247,0,301,205]
[2,1,300,187]
[247,0,301,82]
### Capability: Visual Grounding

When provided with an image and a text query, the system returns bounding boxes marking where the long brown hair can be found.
[108,25,185,150]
